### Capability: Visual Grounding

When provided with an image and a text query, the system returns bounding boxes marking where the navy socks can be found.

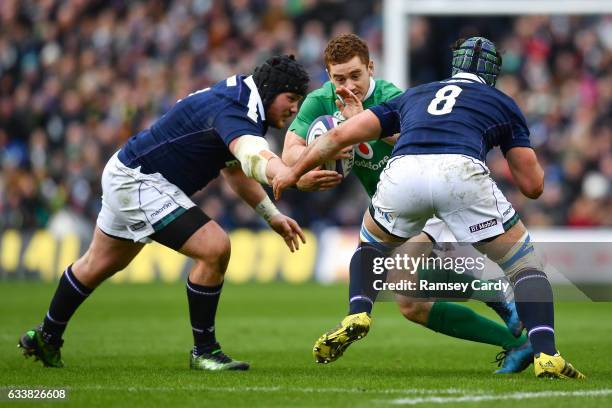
[42,265,93,345]
[512,269,557,355]
[348,243,387,315]
[186,279,223,355]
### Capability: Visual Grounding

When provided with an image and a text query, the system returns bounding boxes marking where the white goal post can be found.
[383,0,612,89]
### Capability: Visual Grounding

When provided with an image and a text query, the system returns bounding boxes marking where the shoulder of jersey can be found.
[207,75,249,101]
[488,85,518,105]
[456,80,517,105]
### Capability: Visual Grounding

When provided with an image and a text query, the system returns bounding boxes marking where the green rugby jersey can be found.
[289,79,402,197]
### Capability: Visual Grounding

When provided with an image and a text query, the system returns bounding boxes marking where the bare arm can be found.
[281,130,343,191]
[283,128,352,163]
[290,109,381,179]
[506,147,544,199]
[221,165,306,251]
[273,109,381,199]
[282,130,307,165]
[221,165,268,207]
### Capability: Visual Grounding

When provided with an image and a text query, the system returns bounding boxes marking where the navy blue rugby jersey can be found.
[118,75,267,196]
[369,73,531,162]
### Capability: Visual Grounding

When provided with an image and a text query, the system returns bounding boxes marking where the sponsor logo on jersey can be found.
[355,143,374,159]
[151,201,173,218]
[469,219,498,233]
[130,221,147,231]
[353,156,389,171]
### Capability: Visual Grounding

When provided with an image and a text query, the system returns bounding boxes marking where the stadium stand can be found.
[0,1,609,237]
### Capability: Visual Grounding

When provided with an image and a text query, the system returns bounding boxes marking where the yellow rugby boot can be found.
[313,312,371,364]
[534,352,585,379]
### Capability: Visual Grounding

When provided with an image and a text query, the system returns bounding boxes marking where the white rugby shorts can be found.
[371,154,516,243]
[96,151,196,243]
[421,217,455,243]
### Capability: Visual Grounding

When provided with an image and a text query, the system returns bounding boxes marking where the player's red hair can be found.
[324,34,370,69]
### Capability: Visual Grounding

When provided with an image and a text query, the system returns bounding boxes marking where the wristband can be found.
[255,196,281,223]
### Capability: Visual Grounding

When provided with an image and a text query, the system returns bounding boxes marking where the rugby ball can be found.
[306,115,354,177]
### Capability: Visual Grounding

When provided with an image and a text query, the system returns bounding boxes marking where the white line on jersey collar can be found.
[244,75,266,122]
[363,77,376,101]
[451,72,487,84]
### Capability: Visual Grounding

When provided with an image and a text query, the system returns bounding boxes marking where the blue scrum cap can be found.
[451,37,502,86]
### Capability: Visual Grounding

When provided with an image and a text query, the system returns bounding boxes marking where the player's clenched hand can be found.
[335,86,363,119]
[272,167,299,200]
[269,214,306,252]
[297,170,342,192]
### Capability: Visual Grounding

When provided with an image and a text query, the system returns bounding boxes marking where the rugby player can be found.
[19,55,309,371]
[274,38,584,379]
[282,34,531,374]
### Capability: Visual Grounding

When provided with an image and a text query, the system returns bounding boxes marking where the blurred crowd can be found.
[409,14,611,227]
[0,0,610,236]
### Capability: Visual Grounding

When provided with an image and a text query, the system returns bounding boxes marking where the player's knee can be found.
[197,231,231,271]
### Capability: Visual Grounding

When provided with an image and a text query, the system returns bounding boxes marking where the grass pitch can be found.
[1,282,611,407]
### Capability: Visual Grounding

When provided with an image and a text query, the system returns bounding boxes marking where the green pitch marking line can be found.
[389,389,612,405]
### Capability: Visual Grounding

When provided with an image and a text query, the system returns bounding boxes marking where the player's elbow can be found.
[519,173,544,199]
[521,182,543,199]
[507,147,544,199]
